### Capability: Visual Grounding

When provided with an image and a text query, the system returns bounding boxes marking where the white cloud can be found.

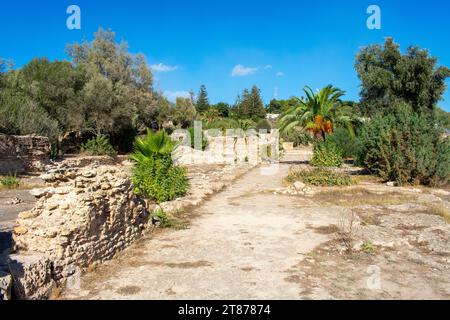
[151,63,178,73]
[163,90,191,102]
[231,64,258,77]
[264,64,273,69]
[276,71,285,77]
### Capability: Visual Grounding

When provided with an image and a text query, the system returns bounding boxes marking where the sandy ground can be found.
[0,176,43,259]
[60,150,450,300]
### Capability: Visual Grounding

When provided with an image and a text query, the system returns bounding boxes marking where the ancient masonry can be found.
[5,158,254,299]
[0,134,50,175]
[9,162,152,299]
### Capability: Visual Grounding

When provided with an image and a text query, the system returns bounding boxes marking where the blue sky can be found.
[1,0,450,110]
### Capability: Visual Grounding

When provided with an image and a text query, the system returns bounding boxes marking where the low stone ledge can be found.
[11,164,152,299]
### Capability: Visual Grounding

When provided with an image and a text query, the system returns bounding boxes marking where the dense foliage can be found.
[0,29,182,151]
[356,38,450,117]
[81,135,117,156]
[131,130,189,203]
[281,129,314,147]
[278,85,355,141]
[326,127,359,159]
[356,103,450,186]
[310,140,343,167]
[234,86,266,120]
[196,85,210,114]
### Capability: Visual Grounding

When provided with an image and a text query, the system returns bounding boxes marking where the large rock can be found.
[7,254,55,300]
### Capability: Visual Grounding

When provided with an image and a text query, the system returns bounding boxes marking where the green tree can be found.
[267,99,282,114]
[278,85,355,141]
[235,86,266,119]
[173,97,197,128]
[213,102,230,117]
[196,84,210,113]
[17,58,83,130]
[66,28,156,136]
[436,107,450,130]
[356,38,450,117]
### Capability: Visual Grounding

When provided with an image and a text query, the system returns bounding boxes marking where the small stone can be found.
[14,226,28,235]
[55,187,71,195]
[18,211,40,220]
[40,173,56,182]
[293,181,306,191]
[386,182,395,187]
[47,204,59,211]
[101,183,112,190]
[83,171,97,178]
[30,188,48,198]
[10,197,22,205]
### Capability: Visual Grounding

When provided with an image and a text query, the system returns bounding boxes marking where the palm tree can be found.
[278,85,354,141]
[130,129,176,164]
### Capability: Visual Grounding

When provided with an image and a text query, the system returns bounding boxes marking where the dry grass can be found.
[48,286,62,300]
[424,204,450,223]
[312,188,417,207]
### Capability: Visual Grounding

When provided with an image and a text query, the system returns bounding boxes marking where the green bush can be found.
[0,172,20,189]
[131,130,189,203]
[255,119,272,133]
[203,119,238,132]
[81,135,117,156]
[285,168,353,186]
[326,128,359,159]
[281,130,314,147]
[356,103,450,186]
[310,140,343,167]
[0,90,60,144]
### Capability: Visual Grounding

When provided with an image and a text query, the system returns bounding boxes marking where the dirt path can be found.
[64,151,342,299]
[62,150,450,300]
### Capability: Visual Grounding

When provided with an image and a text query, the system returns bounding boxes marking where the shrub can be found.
[0,172,20,189]
[0,90,60,144]
[310,140,343,167]
[281,129,314,147]
[356,103,450,186]
[81,135,117,156]
[132,156,189,203]
[285,168,353,186]
[131,130,189,203]
[326,128,359,159]
[255,119,272,133]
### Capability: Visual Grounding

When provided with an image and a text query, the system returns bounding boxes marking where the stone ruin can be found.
[8,161,154,299]
[0,134,50,175]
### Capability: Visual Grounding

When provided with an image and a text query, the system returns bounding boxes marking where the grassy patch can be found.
[154,208,189,230]
[361,241,378,255]
[285,168,354,187]
[0,173,20,189]
[424,204,450,223]
[312,188,417,207]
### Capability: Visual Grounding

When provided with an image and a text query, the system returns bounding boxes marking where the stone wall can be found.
[0,134,50,175]
[9,163,152,299]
